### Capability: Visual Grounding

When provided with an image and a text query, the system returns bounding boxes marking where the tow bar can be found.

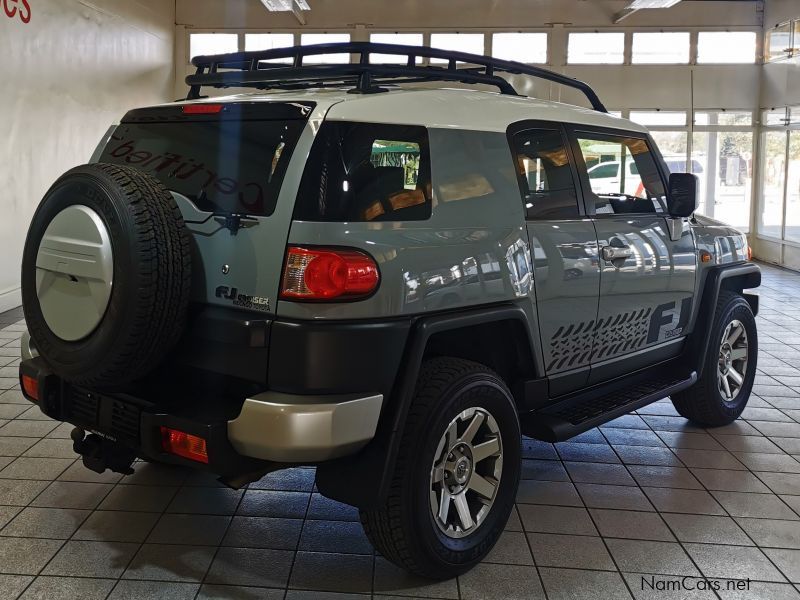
[71,427,136,475]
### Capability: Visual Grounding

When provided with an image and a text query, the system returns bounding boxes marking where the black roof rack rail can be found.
[186,42,608,113]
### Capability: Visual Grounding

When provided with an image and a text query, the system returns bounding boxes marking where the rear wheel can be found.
[360,357,521,579]
[672,291,757,426]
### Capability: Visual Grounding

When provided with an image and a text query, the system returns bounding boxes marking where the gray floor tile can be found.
[298,519,373,554]
[735,517,800,549]
[222,515,303,550]
[612,445,682,466]
[237,489,311,518]
[250,467,317,492]
[166,486,243,515]
[528,532,615,570]
[108,580,200,600]
[0,421,58,438]
[556,442,620,463]
[591,508,674,541]
[289,551,372,593]
[20,439,76,459]
[0,457,73,480]
[73,510,160,542]
[662,513,753,545]
[716,581,800,600]
[0,537,63,575]
[539,567,631,600]
[517,504,598,535]
[712,490,800,519]
[643,487,726,515]
[565,461,636,485]
[201,585,285,599]
[685,542,786,582]
[483,530,533,565]
[148,513,231,545]
[0,507,89,539]
[622,573,717,599]
[576,483,654,511]
[31,481,113,510]
[690,469,771,493]
[516,480,583,506]
[521,459,569,481]
[373,557,459,598]
[757,472,800,495]
[306,493,359,522]
[42,540,138,578]
[0,479,47,506]
[674,448,747,470]
[628,465,703,489]
[123,543,216,582]
[764,548,800,584]
[98,484,178,512]
[18,576,114,600]
[734,453,800,473]
[57,460,123,484]
[0,574,33,600]
[458,563,545,600]
[206,547,294,588]
[606,539,699,576]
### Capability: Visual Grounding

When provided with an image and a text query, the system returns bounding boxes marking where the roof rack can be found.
[186,42,608,113]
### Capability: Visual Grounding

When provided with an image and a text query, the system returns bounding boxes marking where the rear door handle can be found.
[601,245,633,262]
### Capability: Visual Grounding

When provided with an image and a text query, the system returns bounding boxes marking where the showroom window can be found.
[567,32,625,64]
[245,33,295,63]
[189,33,238,60]
[369,33,424,63]
[697,32,758,64]
[629,111,687,127]
[631,32,690,64]
[429,33,485,62]
[694,111,753,127]
[300,33,351,63]
[766,22,793,62]
[491,32,548,64]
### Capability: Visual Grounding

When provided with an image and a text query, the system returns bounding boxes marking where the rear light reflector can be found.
[181,103,224,115]
[160,427,209,463]
[281,246,380,300]
[21,375,39,402]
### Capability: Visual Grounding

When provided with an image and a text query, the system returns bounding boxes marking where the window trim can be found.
[565,125,670,218]
[506,120,587,221]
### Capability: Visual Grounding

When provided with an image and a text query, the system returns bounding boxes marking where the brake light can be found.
[21,375,39,402]
[281,246,380,300]
[181,103,224,115]
[160,427,209,463]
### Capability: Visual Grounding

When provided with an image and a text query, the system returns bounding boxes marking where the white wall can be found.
[0,0,175,312]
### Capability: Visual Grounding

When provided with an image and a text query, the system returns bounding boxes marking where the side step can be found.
[521,369,697,443]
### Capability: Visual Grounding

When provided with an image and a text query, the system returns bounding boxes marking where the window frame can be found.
[506,120,587,221]
[565,125,671,218]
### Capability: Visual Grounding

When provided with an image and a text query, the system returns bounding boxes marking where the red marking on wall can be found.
[2,0,31,24]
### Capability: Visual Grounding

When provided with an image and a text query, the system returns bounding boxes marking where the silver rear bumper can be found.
[227,391,383,462]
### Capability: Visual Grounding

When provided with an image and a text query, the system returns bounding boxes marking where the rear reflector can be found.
[280,246,380,300]
[21,375,39,402]
[160,427,209,463]
[181,103,224,115]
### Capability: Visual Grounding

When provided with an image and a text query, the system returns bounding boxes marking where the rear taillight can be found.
[160,427,209,463]
[21,375,39,402]
[280,246,380,301]
[181,103,224,115]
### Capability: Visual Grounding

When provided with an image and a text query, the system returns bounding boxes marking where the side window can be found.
[295,122,431,222]
[575,132,667,215]
[511,128,580,219]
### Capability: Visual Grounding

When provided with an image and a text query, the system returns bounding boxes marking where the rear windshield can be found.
[99,103,309,217]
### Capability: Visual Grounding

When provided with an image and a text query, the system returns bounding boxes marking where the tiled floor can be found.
[1,263,800,599]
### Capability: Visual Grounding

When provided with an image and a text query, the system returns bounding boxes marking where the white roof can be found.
[179,88,648,135]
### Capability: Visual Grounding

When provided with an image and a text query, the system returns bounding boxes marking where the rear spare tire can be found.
[21,163,191,389]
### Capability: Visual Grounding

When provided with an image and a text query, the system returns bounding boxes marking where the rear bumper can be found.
[19,357,383,476]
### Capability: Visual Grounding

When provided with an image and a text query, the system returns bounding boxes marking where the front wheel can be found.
[672,291,757,426]
[360,357,521,579]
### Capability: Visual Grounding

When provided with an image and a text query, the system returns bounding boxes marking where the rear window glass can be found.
[99,108,307,217]
[295,122,431,222]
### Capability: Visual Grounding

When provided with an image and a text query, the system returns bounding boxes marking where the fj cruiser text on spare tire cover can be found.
[21,163,192,389]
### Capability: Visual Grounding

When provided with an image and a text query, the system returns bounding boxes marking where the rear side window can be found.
[575,132,667,215]
[295,122,431,222]
[510,128,580,219]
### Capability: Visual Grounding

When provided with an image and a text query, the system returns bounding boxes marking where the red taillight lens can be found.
[281,247,380,300]
[181,103,224,115]
[21,375,39,402]
[160,427,209,463]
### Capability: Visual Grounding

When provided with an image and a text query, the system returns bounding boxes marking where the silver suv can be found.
[18,43,760,578]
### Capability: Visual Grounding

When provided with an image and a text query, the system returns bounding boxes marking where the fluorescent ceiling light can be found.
[260,0,310,11]
[627,0,682,8]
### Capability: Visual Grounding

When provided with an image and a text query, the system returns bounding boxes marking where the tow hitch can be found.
[71,427,136,475]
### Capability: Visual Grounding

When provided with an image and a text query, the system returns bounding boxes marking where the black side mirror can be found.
[667,173,698,218]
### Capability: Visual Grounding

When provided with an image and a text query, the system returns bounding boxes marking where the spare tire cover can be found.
[21,163,192,389]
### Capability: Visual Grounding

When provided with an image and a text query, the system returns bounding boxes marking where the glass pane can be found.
[795,20,800,55]
[631,32,689,64]
[697,32,757,64]
[764,108,789,126]
[429,33,485,62]
[300,33,351,64]
[766,23,792,62]
[244,33,295,64]
[758,130,788,238]
[691,132,753,231]
[567,33,625,64]
[694,111,753,126]
[492,33,548,64]
[788,106,800,126]
[629,111,687,127]
[369,33,424,63]
[190,33,238,60]
[577,135,667,214]
[785,132,800,242]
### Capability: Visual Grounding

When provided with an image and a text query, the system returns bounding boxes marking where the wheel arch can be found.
[316,303,540,510]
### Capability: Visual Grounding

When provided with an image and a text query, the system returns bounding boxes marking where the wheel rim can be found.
[429,407,503,539]
[717,319,749,402]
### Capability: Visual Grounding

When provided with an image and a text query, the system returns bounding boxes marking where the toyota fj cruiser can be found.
[18,43,760,578]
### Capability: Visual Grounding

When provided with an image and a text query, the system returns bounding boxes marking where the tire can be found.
[671,291,757,426]
[21,163,191,389]
[360,357,521,579]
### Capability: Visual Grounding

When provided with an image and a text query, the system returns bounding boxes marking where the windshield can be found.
[99,104,309,216]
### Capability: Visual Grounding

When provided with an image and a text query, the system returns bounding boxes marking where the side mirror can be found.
[667,173,698,218]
